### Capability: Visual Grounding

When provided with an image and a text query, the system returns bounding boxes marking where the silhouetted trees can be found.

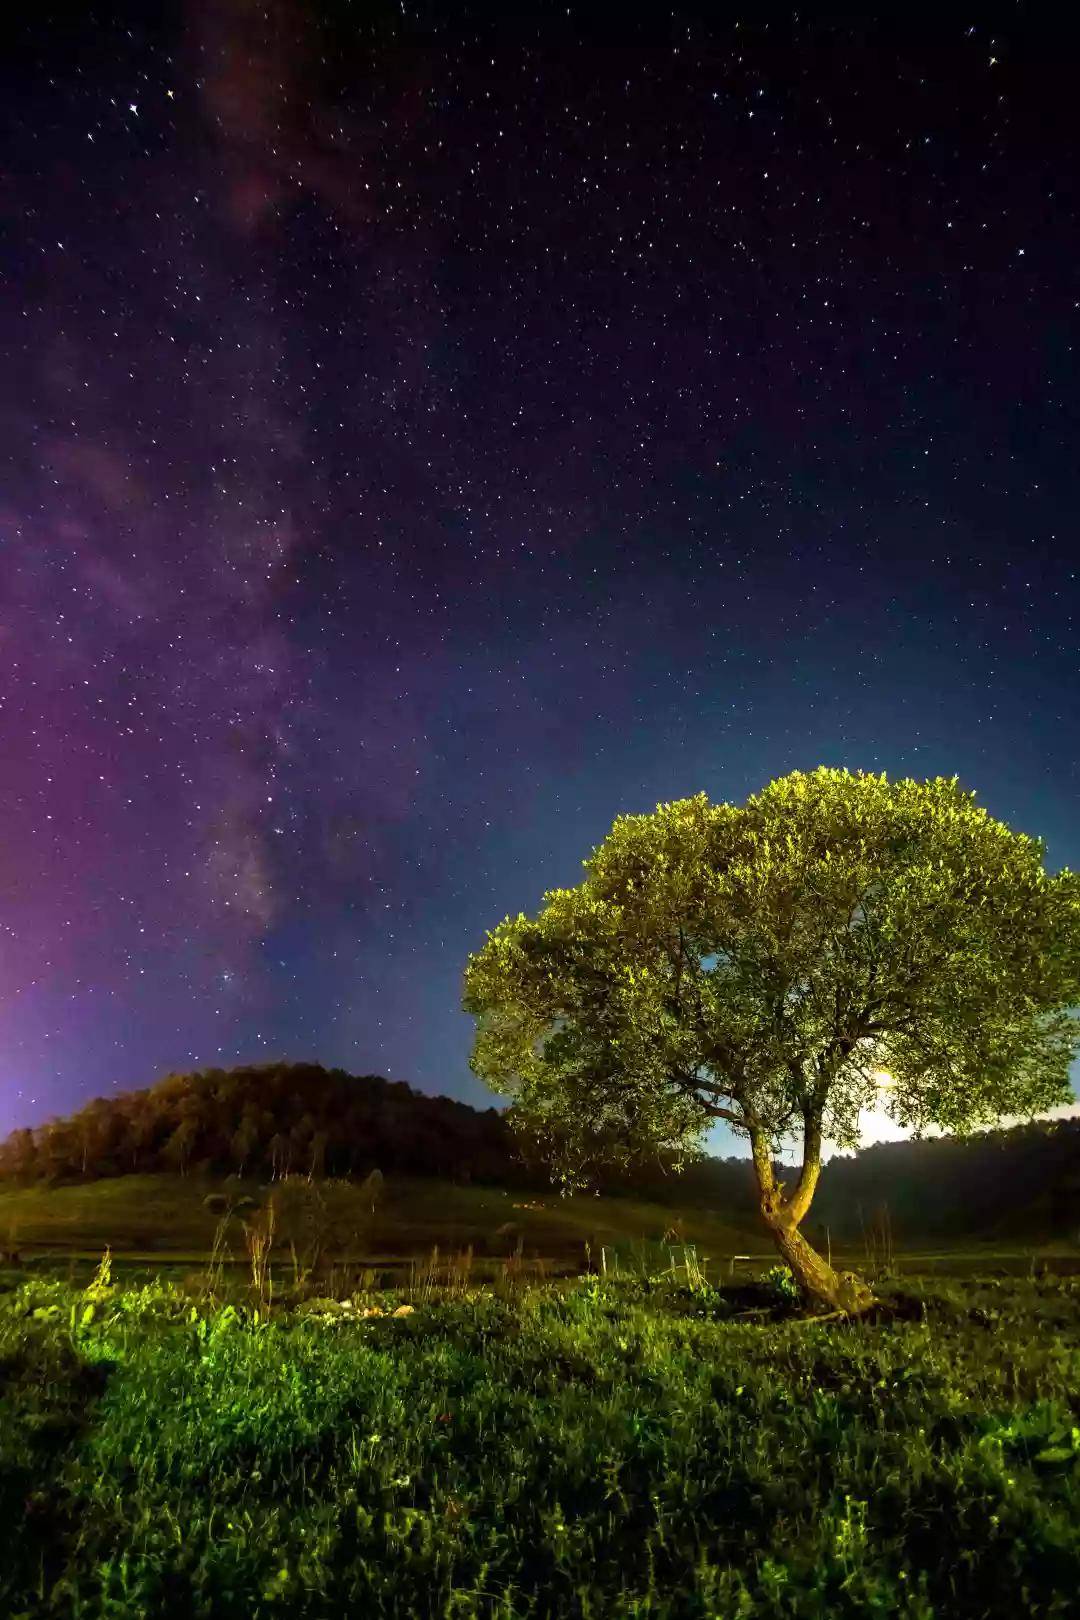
[812,1117,1080,1243]
[641,1120,1080,1245]
[0,1063,523,1188]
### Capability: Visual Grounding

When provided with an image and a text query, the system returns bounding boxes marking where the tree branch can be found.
[669,1068,747,1128]
[699,1100,747,1126]
[784,1110,823,1227]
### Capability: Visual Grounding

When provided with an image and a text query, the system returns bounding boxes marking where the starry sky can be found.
[3,2,1079,1147]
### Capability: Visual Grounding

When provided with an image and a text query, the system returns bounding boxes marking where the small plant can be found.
[2,1221,23,1266]
[861,1201,896,1279]
[359,1166,384,1213]
[200,1210,234,1300]
[288,1237,310,1292]
[84,1246,114,1298]
[408,1245,476,1302]
[761,1263,800,1305]
[242,1193,276,1311]
[674,1243,707,1290]
[499,1234,528,1296]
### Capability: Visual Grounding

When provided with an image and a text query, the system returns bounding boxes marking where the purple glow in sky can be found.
[3,3,1078,1144]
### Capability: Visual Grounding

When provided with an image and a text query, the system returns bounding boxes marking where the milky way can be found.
[3,3,1078,1137]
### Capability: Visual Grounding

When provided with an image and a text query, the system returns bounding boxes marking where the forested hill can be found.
[1,1064,1077,1245]
[811,1116,1080,1244]
[0,1064,521,1186]
[631,1118,1080,1244]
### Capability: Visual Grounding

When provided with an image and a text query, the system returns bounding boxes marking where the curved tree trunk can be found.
[749,1116,875,1316]
[761,1209,875,1315]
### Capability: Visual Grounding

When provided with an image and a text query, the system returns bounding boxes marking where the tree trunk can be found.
[762,1209,875,1315]
[749,1117,875,1316]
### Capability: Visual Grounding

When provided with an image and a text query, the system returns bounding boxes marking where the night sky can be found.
[3,3,1078,1147]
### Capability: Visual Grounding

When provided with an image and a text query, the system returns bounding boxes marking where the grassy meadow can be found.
[3,1173,1075,1279]
[2,1258,1079,1619]
[1,1174,1078,1616]
[0,1173,767,1275]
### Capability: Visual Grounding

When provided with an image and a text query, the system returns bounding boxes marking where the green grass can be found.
[1,1264,1078,1618]
[0,1174,764,1266]
[2,1173,1075,1303]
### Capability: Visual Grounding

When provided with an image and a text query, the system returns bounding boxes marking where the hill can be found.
[1,1063,1076,1252]
[0,1062,520,1187]
[812,1116,1080,1246]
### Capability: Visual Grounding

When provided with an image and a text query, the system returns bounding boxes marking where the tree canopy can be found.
[464,768,1080,1308]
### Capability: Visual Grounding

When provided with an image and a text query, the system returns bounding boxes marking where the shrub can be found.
[761,1263,801,1304]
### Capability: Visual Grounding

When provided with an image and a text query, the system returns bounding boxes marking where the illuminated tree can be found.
[464,769,1080,1313]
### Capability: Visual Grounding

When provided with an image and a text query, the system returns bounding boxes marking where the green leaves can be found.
[464,768,1080,1186]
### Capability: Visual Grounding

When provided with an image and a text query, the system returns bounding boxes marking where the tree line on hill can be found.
[0,1063,1076,1245]
[642,1119,1080,1245]
[0,1064,523,1187]
[812,1116,1080,1244]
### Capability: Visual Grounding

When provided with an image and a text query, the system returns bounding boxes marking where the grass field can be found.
[2,1174,1076,1292]
[1,1175,1077,1615]
[0,1173,767,1269]
[1,1260,1078,1618]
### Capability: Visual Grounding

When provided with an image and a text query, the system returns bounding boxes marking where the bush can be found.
[761,1263,801,1304]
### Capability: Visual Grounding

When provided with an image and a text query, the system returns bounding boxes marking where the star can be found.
[0,2,1076,1155]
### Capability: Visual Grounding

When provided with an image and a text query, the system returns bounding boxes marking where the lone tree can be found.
[464,769,1080,1314]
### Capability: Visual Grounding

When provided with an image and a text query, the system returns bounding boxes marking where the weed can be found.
[241,1194,276,1311]
[761,1263,801,1305]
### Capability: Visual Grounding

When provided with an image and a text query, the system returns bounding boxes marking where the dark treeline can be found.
[604,1120,1080,1244]
[0,1062,756,1203]
[659,1122,1080,1244]
[0,1064,523,1187]
[0,1064,1077,1244]
[812,1117,1080,1244]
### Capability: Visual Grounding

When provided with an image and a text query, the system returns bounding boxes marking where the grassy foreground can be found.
[1,1265,1078,1618]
